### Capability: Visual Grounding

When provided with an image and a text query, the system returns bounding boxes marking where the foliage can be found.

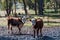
[0,0,6,10]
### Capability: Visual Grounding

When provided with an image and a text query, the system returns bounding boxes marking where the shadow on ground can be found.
[42,36,55,40]
[0,35,55,40]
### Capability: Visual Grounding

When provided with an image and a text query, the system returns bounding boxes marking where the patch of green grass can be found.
[44,23,60,27]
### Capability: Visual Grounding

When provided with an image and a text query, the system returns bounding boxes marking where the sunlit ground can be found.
[0,16,60,27]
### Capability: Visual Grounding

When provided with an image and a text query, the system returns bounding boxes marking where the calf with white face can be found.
[31,18,43,38]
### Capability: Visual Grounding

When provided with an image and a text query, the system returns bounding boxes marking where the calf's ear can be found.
[35,19,37,21]
[30,19,31,21]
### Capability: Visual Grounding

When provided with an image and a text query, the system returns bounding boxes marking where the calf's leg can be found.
[18,26,21,34]
[11,26,13,34]
[37,29,39,37]
[33,29,35,38]
[8,23,10,30]
[40,29,43,37]
[18,23,23,34]
[8,23,11,33]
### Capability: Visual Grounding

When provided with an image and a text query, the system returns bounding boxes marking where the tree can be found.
[14,0,17,16]
[54,0,59,13]
[5,0,13,16]
[23,0,28,15]
[5,0,9,16]
[0,0,6,10]
[27,0,33,9]
[35,0,37,15]
[18,0,23,3]
[38,0,44,15]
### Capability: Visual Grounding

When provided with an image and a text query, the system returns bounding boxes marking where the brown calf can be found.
[7,16,24,34]
[33,18,43,38]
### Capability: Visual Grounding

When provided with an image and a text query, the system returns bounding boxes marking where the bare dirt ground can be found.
[0,26,60,40]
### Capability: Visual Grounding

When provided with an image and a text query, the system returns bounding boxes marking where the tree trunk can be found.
[23,0,28,15]
[14,0,17,16]
[6,0,12,16]
[6,0,9,16]
[54,0,58,13]
[38,0,44,15]
[35,0,37,15]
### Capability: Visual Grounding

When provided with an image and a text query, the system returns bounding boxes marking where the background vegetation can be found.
[0,0,60,26]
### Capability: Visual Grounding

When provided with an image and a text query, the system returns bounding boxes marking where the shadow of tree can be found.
[0,36,56,40]
[37,36,55,40]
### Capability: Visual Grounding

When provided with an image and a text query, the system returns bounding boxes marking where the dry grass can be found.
[0,17,7,26]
